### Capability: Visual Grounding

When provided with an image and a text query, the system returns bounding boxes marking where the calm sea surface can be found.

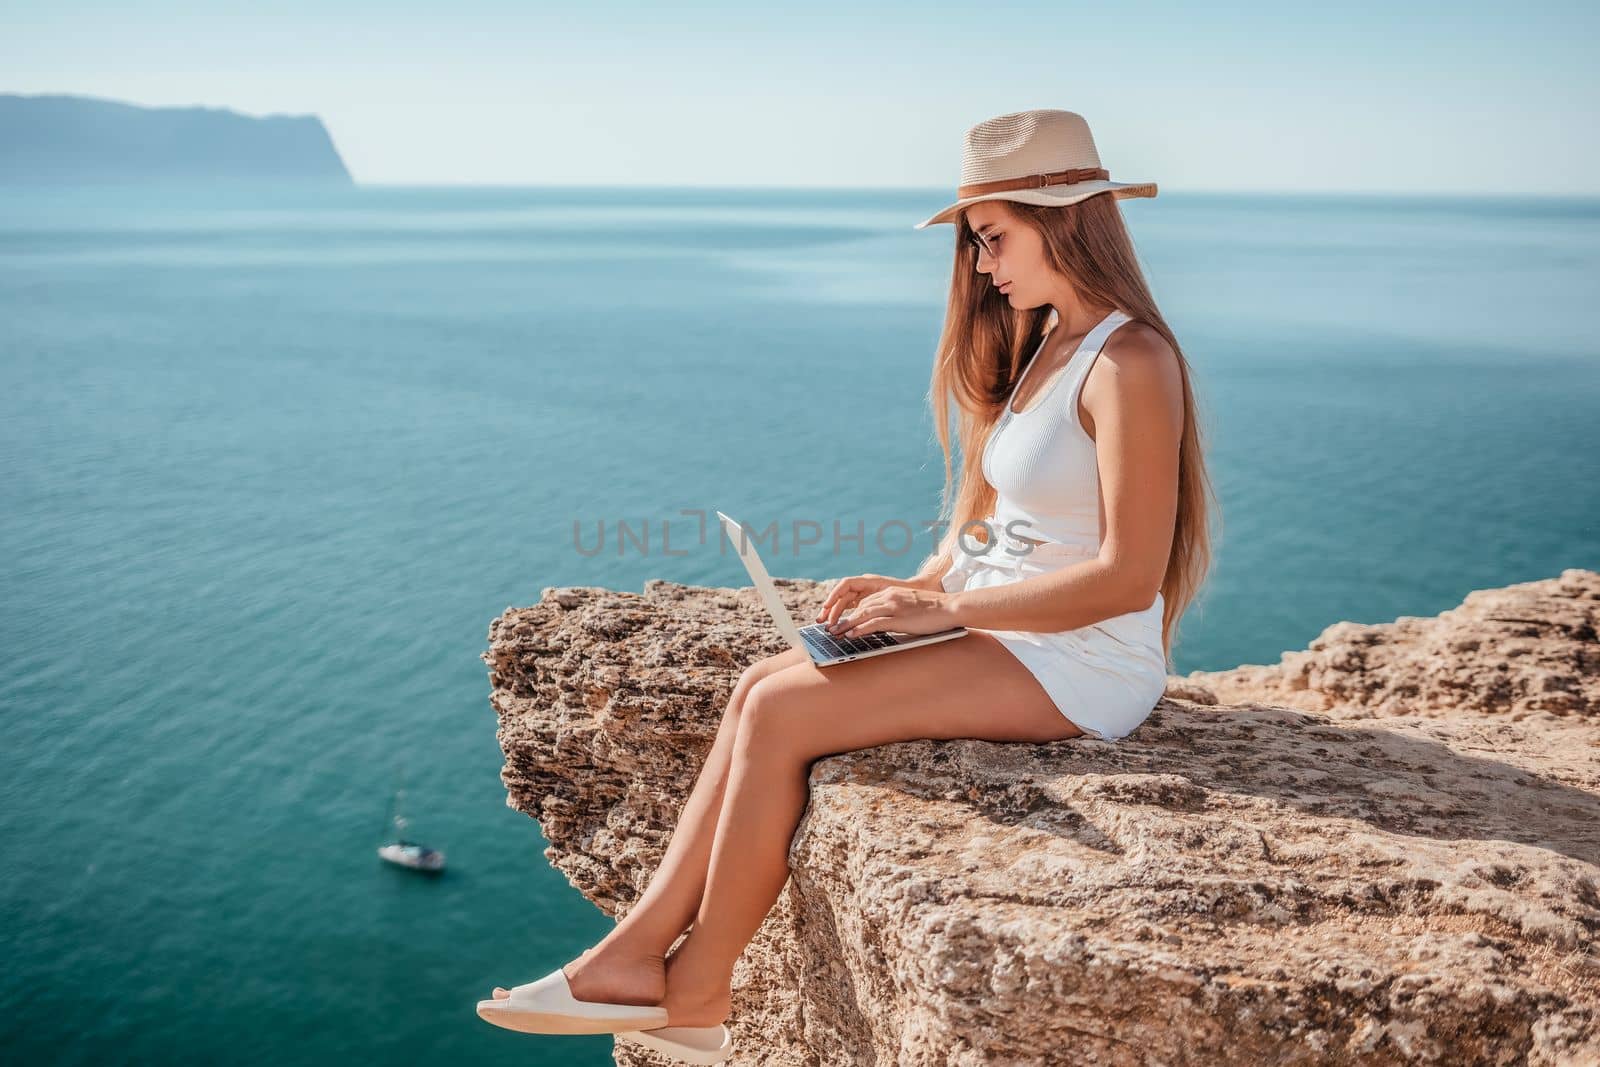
[3,184,1597,1064]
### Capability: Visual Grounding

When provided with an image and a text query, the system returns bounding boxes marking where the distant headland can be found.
[0,92,352,185]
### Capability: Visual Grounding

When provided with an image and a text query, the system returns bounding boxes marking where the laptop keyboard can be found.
[800,623,900,660]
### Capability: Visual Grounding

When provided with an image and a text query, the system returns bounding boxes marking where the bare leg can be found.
[491,647,811,1005]
[652,631,1085,1026]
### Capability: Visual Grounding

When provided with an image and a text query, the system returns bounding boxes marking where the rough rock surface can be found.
[482,569,1600,1066]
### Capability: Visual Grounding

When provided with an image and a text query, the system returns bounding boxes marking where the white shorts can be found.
[940,535,1167,741]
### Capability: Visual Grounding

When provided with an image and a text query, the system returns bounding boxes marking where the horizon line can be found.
[345,182,1600,201]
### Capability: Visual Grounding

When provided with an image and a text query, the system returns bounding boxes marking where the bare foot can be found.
[653,949,732,1028]
[491,942,668,1006]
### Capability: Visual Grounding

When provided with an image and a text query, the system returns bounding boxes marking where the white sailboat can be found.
[377,786,445,872]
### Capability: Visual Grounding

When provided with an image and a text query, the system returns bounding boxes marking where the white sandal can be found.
[475,967,669,1035]
[616,1023,735,1064]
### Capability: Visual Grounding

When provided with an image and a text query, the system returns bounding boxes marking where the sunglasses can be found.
[967,228,1001,259]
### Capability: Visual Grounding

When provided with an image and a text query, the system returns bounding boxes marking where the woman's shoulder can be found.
[1099,320,1179,383]
[1086,320,1184,418]
[1106,319,1175,363]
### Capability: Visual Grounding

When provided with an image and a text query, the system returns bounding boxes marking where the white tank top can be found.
[982,308,1135,549]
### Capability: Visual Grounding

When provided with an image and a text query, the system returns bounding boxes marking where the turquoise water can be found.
[2,184,1596,1065]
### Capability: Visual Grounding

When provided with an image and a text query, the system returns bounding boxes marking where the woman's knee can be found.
[733,669,813,761]
[731,649,808,712]
[717,655,772,737]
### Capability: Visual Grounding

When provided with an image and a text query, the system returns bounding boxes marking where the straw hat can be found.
[913,109,1156,230]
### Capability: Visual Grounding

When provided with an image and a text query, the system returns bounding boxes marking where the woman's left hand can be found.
[828,586,963,638]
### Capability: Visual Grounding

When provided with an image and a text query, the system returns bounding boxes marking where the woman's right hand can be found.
[814,572,940,627]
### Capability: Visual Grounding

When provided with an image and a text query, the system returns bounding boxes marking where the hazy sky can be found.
[5,0,1596,194]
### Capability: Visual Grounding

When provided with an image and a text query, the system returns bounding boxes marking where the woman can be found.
[478,109,1216,1063]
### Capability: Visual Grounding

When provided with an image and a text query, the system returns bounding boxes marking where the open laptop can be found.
[716,510,969,667]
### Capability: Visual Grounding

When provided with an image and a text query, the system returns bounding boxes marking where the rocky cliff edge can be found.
[482,569,1600,1065]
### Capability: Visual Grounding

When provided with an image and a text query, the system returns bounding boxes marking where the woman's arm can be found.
[948,326,1184,633]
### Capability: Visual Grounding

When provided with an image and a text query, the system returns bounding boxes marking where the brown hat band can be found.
[957,167,1110,199]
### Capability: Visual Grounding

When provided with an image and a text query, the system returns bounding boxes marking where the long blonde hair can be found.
[916,192,1219,667]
